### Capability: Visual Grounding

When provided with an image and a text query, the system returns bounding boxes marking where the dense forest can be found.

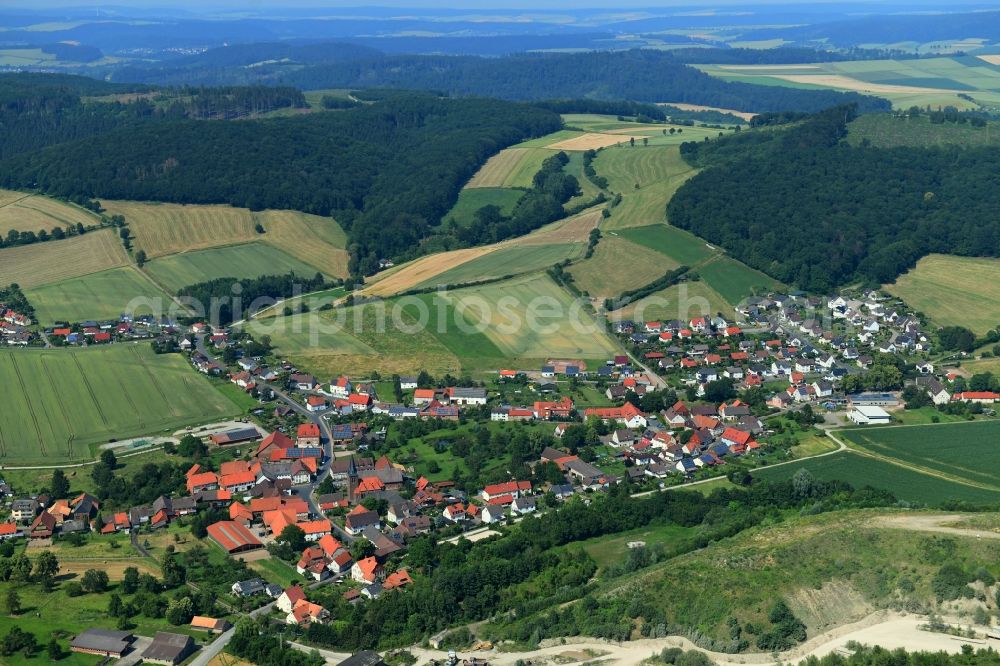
[0,88,561,277]
[117,49,890,114]
[668,106,1000,291]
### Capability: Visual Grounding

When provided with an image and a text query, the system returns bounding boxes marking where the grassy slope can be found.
[594,145,699,231]
[25,266,171,325]
[569,236,677,299]
[0,228,128,289]
[443,188,525,227]
[885,254,1000,335]
[0,189,98,236]
[144,243,325,292]
[0,345,241,462]
[418,243,584,289]
[580,509,1000,646]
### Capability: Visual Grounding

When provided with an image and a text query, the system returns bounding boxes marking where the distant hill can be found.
[117,48,891,114]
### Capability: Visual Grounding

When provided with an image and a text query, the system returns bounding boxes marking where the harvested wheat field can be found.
[253,210,349,278]
[0,190,98,235]
[0,228,129,289]
[978,55,1000,66]
[102,200,258,258]
[514,207,603,246]
[718,64,821,71]
[659,102,757,122]
[363,246,497,297]
[547,132,640,151]
[465,147,549,189]
[770,74,957,94]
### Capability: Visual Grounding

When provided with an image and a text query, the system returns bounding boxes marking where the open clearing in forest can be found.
[0,345,240,463]
[0,227,128,289]
[885,254,1000,335]
[0,189,97,236]
[443,187,525,226]
[464,147,552,189]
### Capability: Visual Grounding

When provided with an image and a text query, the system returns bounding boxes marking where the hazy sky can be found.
[16,0,971,9]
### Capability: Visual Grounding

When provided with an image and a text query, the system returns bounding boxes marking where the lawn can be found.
[25,266,171,325]
[443,188,525,227]
[839,420,1000,491]
[591,145,699,231]
[752,450,1000,505]
[0,345,242,462]
[418,243,584,288]
[441,274,621,361]
[570,521,696,570]
[696,255,785,306]
[249,556,302,587]
[885,254,1000,335]
[144,242,326,293]
[568,235,676,299]
[617,224,716,266]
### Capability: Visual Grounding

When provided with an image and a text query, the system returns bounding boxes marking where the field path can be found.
[406,612,979,666]
[8,353,48,456]
[830,427,1000,493]
[871,513,1000,540]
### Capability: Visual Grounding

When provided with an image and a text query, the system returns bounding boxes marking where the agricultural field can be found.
[440,273,620,361]
[568,235,676,299]
[591,145,699,230]
[102,201,348,277]
[0,345,241,463]
[885,254,1000,335]
[418,243,584,288]
[464,147,553,189]
[0,227,128,289]
[101,200,258,258]
[0,189,97,236]
[697,255,785,306]
[563,150,606,208]
[262,273,620,375]
[25,266,171,325]
[443,187,525,227]
[617,224,717,266]
[697,57,1000,110]
[613,279,733,321]
[364,207,601,297]
[847,113,1000,148]
[561,113,735,147]
[839,420,1000,491]
[752,450,1000,505]
[144,242,325,293]
[253,209,349,278]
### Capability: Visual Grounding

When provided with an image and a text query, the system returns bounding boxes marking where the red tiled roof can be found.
[207,520,262,552]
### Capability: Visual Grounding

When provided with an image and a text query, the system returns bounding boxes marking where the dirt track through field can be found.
[870,513,1000,540]
[408,612,978,666]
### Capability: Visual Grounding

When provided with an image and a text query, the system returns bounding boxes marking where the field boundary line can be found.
[71,352,110,429]
[40,354,79,459]
[0,192,33,209]
[8,352,47,456]
[835,432,1000,493]
[132,345,179,418]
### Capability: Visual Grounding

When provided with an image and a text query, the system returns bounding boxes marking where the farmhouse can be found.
[952,391,1000,404]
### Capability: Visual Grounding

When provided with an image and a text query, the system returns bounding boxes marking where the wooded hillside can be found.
[668,106,1000,292]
